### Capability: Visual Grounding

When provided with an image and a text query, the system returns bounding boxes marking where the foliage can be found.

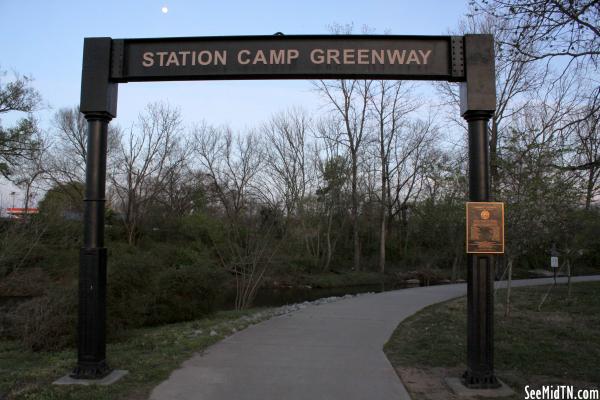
[1,238,228,352]
[0,70,41,178]
[6,285,77,351]
[38,182,84,218]
[408,197,465,269]
[148,263,228,325]
[107,242,228,330]
[498,116,580,262]
[0,218,48,279]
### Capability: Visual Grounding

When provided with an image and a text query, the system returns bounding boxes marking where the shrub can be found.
[146,263,228,325]
[0,267,51,297]
[5,240,230,351]
[8,285,77,351]
[106,244,228,329]
[106,247,160,331]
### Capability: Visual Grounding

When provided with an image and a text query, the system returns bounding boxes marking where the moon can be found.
[161,6,169,14]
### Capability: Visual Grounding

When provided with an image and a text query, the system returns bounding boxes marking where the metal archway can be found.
[76,34,498,388]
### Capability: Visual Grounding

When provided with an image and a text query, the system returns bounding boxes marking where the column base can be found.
[56,369,127,386]
[461,369,501,389]
[447,377,514,397]
[70,360,111,380]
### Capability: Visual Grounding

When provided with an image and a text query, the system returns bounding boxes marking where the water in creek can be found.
[0,282,421,316]
[218,282,415,310]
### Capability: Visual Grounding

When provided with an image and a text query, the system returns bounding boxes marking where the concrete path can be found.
[149,275,600,400]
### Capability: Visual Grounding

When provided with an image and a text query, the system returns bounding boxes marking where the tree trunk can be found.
[505,257,513,317]
[23,182,31,214]
[585,168,596,210]
[401,205,409,256]
[351,154,360,271]
[379,210,386,273]
[378,113,388,274]
[567,260,572,300]
[379,171,387,274]
[323,210,333,272]
[126,214,136,245]
[301,217,319,267]
[489,117,499,198]
[127,227,135,246]
[451,255,458,282]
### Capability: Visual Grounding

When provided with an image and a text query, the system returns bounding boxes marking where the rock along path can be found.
[149,276,600,400]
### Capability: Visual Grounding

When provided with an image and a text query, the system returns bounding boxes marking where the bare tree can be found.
[314,118,350,271]
[12,132,46,212]
[44,106,121,205]
[388,118,438,254]
[315,79,372,271]
[262,107,312,216]
[194,124,280,309]
[262,108,324,265]
[472,0,600,143]
[369,80,419,273]
[438,13,544,195]
[110,102,189,244]
[155,164,200,217]
[562,102,600,209]
[472,0,600,66]
[194,125,263,219]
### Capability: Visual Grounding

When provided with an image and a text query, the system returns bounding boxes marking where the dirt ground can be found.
[396,366,600,400]
[396,366,468,400]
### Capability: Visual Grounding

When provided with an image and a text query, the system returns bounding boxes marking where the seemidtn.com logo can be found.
[524,385,599,400]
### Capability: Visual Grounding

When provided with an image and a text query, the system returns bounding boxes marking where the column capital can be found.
[460,35,496,117]
[463,110,494,122]
[80,37,118,118]
[83,111,114,122]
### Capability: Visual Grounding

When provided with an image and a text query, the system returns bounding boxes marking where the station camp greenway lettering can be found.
[114,37,459,81]
[141,47,433,67]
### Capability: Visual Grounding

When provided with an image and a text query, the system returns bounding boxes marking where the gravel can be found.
[190,292,374,339]
[270,292,373,317]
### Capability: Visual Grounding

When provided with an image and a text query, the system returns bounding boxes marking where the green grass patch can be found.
[0,308,272,400]
[384,281,600,395]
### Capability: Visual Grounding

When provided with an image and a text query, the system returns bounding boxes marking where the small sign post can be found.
[466,202,504,254]
[550,243,559,284]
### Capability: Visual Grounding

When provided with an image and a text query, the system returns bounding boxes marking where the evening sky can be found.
[0,0,468,206]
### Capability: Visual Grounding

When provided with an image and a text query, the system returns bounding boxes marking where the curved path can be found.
[150,276,600,400]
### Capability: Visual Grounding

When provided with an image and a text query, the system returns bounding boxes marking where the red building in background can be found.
[5,208,39,219]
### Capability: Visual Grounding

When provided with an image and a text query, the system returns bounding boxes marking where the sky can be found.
[0,0,469,208]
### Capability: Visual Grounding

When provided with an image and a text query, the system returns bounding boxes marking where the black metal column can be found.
[462,111,499,388]
[71,37,118,380]
[70,113,112,379]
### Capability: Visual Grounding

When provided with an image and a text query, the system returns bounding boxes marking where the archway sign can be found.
[75,34,497,388]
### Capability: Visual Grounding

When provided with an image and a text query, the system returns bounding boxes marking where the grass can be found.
[384,281,600,399]
[4,281,598,400]
[0,308,273,400]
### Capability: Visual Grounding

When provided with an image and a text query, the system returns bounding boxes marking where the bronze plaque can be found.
[466,202,504,254]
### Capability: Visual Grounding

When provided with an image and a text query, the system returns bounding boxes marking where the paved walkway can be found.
[149,276,600,400]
